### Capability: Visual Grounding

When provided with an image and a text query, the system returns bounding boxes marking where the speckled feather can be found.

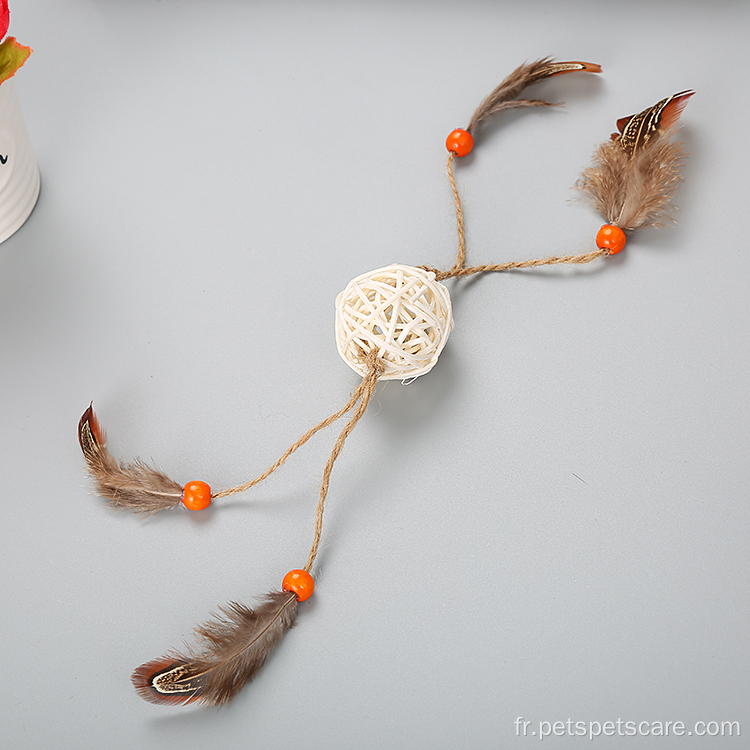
[577,91,693,231]
[131,591,299,707]
[78,404,183,515]
[466,57,602,135]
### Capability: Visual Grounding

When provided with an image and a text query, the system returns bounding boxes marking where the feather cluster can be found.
[132,591,299,707]
[78,404,183,515]
[466,57,601,134]
[577,91,694,231]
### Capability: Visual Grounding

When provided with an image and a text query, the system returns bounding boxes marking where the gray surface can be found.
[1,1,748,748]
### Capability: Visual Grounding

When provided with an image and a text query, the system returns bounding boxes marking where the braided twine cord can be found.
[421,153,607,281]
[214,151,606,570]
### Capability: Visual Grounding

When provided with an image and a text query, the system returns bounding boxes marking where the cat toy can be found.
[78,57,693,707]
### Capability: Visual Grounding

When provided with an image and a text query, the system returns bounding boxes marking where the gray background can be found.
[1,1,748,748]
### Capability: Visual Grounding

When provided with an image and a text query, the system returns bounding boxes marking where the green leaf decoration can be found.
[0,37,32,86]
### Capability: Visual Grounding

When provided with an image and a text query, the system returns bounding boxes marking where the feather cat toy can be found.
[79,58,693,707]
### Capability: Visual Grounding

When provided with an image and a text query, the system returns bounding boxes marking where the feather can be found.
[611,89,695,156]
[132,591,299,706]
[577,91,693,231]
[78,404,183,515]
[466,57,601,134]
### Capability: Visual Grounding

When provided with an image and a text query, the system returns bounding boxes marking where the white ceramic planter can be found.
[0,79,40,244]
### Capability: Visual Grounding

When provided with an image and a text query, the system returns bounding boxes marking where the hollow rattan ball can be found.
[335,264,454,381]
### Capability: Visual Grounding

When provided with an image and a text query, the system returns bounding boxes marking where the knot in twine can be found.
[335,264,454,382]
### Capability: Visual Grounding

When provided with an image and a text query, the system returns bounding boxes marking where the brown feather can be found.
[78,404,183,515]
[132,591,299,706]
[466,57,601,134]
[577,92,693,231]
[613,90,694,157]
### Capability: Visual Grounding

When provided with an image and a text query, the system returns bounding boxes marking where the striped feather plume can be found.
[466,57,601,134]
[78,404,183,515]
[577,90,694,231]
[132,591,298,706]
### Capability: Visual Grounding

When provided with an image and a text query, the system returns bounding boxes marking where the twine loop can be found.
[335,264,454,382]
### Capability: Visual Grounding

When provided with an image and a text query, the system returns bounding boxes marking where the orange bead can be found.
[596,224,627,254]
[282,569,315,602]
[182,481,212,511]
[445,128,474,157]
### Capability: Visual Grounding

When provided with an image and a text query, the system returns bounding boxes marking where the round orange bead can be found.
[282,569,315,602]
[596,224,627,254]
[445,128,474,157]
[182,481,212,511]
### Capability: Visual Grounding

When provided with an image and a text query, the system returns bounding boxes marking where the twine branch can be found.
[211,347,384,574]
[423,248,607,280]
[428,153,608,281]
[216,149,605,504]
[215,143,607,569]
[446,153,466,273]
[304,350,384,572]
[213,376,371,500]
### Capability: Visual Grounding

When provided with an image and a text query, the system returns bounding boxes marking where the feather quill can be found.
[78,404,183,515]
[577,90,694,231]
[466,57,601,134]
[132,591,299,706]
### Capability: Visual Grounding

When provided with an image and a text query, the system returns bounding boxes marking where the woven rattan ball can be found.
[335,264,454,381]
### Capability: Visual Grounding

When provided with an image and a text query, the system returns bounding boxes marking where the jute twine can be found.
[216,151,607,571]
[420,153,608,280]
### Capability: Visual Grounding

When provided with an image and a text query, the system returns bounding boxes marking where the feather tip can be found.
[78,403,183,514]
[466,56,601,134]
[132,657,200,706]
[132,591,299,707]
